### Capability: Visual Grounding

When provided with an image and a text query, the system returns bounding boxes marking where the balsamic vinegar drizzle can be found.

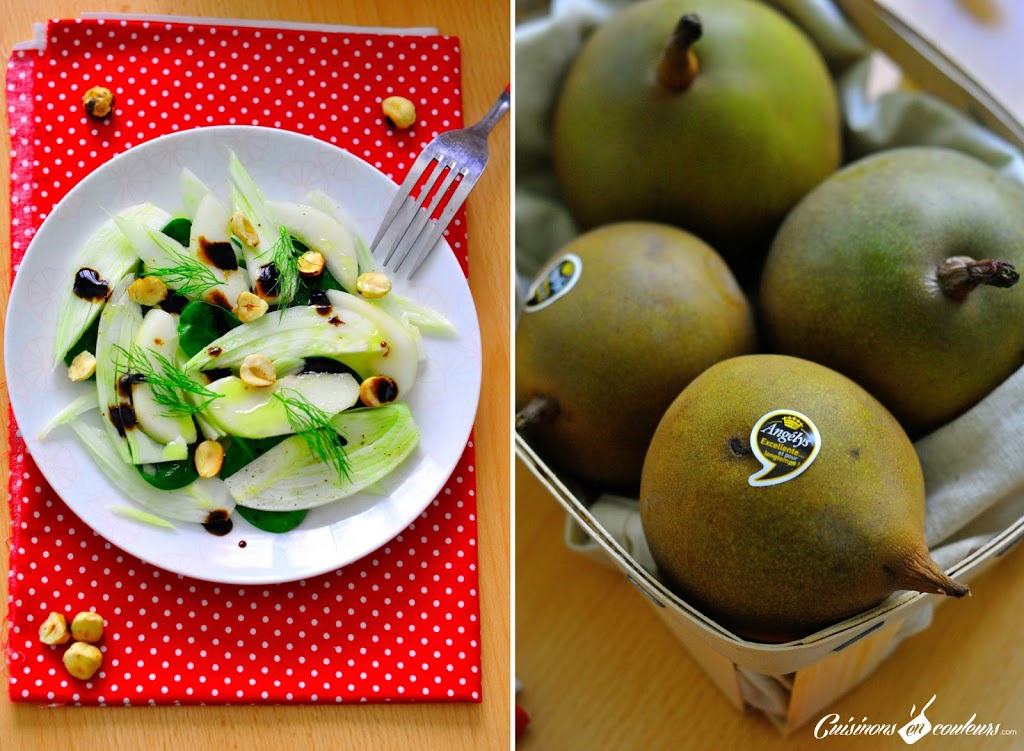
[198,237,239,271]
[255,263,280,298]
[159,292,190,314]
[73,267,110,300]
[202,509,233,536]
[108,402,138,437]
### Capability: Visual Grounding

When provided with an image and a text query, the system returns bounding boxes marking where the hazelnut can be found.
[359,375,399,408]
[382,96,416,130]
[297,250,325,278]
[356,271,392,299]
[234,290,269,323]
[39,612,71,645]
[83,86,115,119]
[195,439,225,478]
[68,351,97,381]
[240,354,277,388]
[70,611,104,643]
[63,641,103,680]
[128,276,169,306]
[230,211,260,247]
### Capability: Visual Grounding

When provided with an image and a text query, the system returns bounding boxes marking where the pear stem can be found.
[515,395,559,431]
[656,14,703,91]
[887,547,970,598]
[937,255,1019,301]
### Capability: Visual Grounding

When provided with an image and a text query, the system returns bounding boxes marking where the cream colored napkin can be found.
[516,0,1024,646]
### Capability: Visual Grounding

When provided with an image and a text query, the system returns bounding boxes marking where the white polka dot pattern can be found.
[4,18,481,705]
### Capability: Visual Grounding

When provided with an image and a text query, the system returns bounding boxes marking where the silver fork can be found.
[371,86,510,278]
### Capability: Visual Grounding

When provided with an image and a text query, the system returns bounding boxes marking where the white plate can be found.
[5,126,482,584]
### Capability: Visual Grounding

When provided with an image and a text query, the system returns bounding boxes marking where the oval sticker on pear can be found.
[523,252,582,313]
[748,409,821,487]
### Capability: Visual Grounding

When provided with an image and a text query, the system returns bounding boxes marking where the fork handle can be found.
[472,87,511,135]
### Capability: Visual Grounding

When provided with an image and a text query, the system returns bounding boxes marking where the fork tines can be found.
[372,150,474,278]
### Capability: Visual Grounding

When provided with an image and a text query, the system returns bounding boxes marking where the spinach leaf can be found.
[161,217,193,247]
[235,505,308,534]
[219,434,288,479]
[177,301,242,358]
[137,450,199,490]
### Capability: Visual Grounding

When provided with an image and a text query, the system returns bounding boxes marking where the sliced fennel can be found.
[183,302,382,374]
[95,277,188,464]
[115,215,221,300]
[189,191,250,308]
[94,275,144,463]
[204,372,360,438]
[54,202,172,368]
[275,388,351,482]
[189,379,227,441]
[225,403,419,510]
[324,289,418,393]
[129,309,199,445]
[266,200,358,292]
[109,506,177,530]
[70,417,235,524]
[228,150,280,295]
[306,190,363,253]
[38,392,97,440]
[179,167,213,219]
[306,189,457,338]
[387,294,458,338]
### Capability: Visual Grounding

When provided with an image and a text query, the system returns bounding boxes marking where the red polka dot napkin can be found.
[4,16,482,705]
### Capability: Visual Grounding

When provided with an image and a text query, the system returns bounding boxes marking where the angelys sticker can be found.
[748,409,821,487]
[523,253,582,313]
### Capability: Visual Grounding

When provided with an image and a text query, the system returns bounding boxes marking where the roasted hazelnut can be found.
[297,250,325,278]
[356,271,392,299]
[195,439,225,478]
[70,611,104,643]
[230,211,260,247]
[240,354,277,388]
[234,290,269,323]
[128,276,169,306]
[68,351,97,381]
[359,375,399,407]
[382,96,416,130]
[83,86,115,119]
[63,641,103,680]
[39,612,71,645]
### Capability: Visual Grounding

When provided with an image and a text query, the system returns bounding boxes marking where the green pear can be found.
[760,147,1024,436]
[551,0,841,267]
[516,222,756,489]
[640,354,968,642]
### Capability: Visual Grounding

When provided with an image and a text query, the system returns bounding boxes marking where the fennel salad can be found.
[45,152,456,536]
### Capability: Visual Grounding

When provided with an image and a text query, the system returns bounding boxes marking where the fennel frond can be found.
[270,226,300,309]
[273,387,349,481]
[147,243,222,298]
[114,344,222,416]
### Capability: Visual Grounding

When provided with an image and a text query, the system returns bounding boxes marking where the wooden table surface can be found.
[0,2,510,749]
[516,462,1024,749]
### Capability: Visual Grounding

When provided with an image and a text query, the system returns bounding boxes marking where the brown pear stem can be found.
[937,255,1019,301]
[656,14,703,91]
[887,547,970,598]
[515,395,559,431]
